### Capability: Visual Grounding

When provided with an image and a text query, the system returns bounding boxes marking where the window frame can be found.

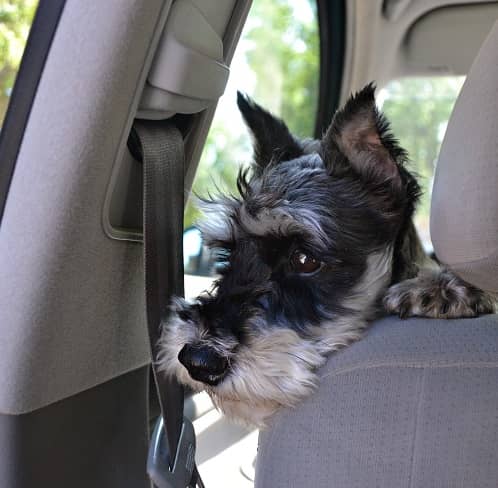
[314,0,346,138]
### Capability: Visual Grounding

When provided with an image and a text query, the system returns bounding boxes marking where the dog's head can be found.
[158,84,420,426]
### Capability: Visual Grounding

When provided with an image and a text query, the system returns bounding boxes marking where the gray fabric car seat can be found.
[255,21,498,488]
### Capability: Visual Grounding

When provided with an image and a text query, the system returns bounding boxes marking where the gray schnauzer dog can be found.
[158,84,495,427]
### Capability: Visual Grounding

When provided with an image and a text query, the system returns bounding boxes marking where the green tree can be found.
[185,0,319,228]
[382,77,464,242]
[0,0,37,124]
[244,0,319,138]
[184,124,249,227]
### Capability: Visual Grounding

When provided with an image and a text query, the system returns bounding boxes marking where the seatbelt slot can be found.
[148,416,197,488]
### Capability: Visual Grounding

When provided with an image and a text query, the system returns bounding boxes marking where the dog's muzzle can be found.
[178,344,229,386]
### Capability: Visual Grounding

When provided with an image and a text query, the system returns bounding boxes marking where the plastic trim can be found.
[101,0,174,242]
[104,0,252,243]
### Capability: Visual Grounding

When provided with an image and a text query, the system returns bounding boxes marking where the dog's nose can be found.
[178,344,229,385]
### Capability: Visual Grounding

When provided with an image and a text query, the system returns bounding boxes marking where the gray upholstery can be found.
[0,0,171,414]
[256,20,498,488]
[256,316,498,488]
[431,21,498,292]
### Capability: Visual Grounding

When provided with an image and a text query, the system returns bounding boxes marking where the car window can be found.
[0,0,38,129]
[379,76,465,249]
[184,0,319,295]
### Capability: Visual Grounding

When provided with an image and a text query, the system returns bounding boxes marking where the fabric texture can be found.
[255,315,498,488]
[431,21,498,292]
[0,0,168,414]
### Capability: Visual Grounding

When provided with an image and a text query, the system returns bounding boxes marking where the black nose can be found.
[178,344,229,385]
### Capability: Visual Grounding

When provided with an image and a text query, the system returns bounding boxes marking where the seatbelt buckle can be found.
[147,416,197,488]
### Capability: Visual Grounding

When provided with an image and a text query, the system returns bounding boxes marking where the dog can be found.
[158,83,495,427]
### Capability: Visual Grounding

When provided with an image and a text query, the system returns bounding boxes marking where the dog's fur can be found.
[158,84,495,427]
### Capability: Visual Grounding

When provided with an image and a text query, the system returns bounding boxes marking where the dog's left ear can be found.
[321,83,404,187]
[237,92,302,174]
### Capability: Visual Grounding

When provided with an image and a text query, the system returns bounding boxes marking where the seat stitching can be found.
[408,368,427,488]
[320,360,498,379]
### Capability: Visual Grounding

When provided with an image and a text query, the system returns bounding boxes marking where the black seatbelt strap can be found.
[131,120,204,488]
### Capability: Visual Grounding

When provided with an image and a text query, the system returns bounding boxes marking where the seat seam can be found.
[320,360,498,380]
[438,246,498,269]
[408,368,427,488]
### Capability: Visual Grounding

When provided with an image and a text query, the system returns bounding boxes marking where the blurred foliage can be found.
[245,0,319,137]
[0,0,37,125]
[185,0,319,227]
[184,126,249,228]
[382,77,464,243]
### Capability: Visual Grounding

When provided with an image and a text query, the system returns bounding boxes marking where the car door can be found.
[0,1,249,486]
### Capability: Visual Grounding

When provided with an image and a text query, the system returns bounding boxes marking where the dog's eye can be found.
[290,250,322,274]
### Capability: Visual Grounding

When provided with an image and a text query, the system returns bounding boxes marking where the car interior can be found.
[0,0,497,487]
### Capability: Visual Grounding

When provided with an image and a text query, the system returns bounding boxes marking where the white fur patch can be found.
[211,325,326,427]
[343,248,393,317]
[313,316,365,355]
[156,298,238,392]
[239,204,327,244]
[196,199,234,245]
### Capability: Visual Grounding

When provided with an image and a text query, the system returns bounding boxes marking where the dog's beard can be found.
[158,312,359,427]
[157,251,392,427]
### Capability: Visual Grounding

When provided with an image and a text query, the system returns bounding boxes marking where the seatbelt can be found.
[131,120,204,488]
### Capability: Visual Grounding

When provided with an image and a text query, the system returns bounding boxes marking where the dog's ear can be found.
[237,92,302,173]
[321,83,405,187]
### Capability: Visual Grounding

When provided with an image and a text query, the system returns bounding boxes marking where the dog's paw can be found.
[383,268,496,319]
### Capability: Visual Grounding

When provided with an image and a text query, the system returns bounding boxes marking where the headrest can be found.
[431,21,498,293]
